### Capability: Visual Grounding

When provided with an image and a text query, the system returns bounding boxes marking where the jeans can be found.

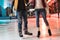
[35,9,49,27]
[17,10,27,32]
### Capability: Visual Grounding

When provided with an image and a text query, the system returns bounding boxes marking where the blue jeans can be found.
[17,10,27,32]
[35,9,49,27]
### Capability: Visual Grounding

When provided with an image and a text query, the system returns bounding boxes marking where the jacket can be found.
[12,0,28,11]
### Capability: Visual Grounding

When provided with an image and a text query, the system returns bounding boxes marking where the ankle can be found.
[38,31,40,34]
[37,31,40,38]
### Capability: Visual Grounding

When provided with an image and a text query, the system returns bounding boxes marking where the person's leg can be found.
[35,9,40,38]
[17,11,23,37]
[22,10,32,35]
[41,9,52,36]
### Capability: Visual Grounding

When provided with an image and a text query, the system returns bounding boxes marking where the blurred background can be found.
[0,0,60,18]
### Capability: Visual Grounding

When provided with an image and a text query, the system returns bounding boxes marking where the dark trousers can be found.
[17,10,27,32]
[35,9,49,27]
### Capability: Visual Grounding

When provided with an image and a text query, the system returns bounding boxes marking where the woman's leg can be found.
[35,9,40,38]
[41,9,52,36]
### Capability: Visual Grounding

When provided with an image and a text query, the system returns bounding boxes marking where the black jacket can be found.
[12,0,28,11]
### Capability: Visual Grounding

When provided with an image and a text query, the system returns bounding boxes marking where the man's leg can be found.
[35,10,40,38]
[17,11,23,37]
[41,9,52,36]
[22,10,32,35]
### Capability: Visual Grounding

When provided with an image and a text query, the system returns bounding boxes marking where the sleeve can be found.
[26,0,29,4]
[11,0,15,9]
